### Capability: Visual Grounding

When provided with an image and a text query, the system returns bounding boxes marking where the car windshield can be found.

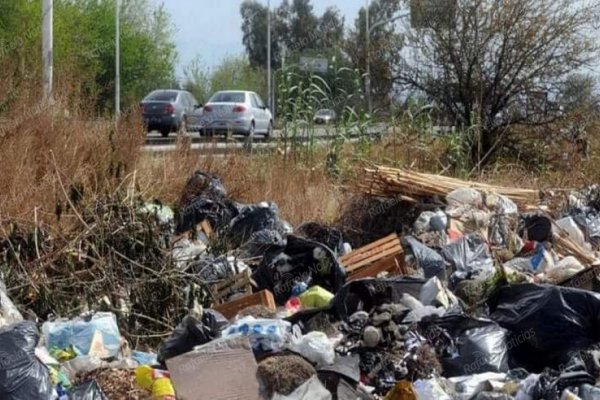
[209,92,246,103]
[146,91,178,102]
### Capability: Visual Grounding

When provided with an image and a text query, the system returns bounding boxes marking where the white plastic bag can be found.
[285,326,335,367]
[544,256,585,282]
[222,316,291,353]
[555,217,590,250]
[0,281,22,328]
[447,188,483,208]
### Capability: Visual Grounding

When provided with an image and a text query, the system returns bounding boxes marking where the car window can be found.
[146,91,179,102]
[249,95,259,108]
[209,92,246,103]
[189,93,199,106]
[254,94,265,108]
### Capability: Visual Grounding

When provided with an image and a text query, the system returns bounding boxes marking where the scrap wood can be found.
[361,165,540,206]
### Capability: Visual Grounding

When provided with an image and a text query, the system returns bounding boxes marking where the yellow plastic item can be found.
[384,380,417,400]
[298,286,334,308]
[135,365,176,399]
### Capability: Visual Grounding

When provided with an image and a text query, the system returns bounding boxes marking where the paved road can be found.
[143,124,387,152]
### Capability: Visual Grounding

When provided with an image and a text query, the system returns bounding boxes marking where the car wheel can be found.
[265,121,273,138]
[160,128,170,137]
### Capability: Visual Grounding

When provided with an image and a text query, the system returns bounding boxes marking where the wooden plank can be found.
[340,233,399,263]
[345,245,403,273]
[341,240,402,267]
[213,290,276,320]
[348,256,400,281]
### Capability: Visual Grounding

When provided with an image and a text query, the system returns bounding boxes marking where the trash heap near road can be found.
[3,165,600,399]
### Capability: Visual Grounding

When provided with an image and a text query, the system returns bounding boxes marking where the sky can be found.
[155,0,366,78]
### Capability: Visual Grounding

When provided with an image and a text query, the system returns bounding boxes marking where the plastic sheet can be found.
[157,310,226,364]
[488,284,600,371]
[0,321,52,400]
[404,236,447,280]
[0,280,22,328]
[253,235,347,304]
[42,312,121,359]
[446,188,483,208]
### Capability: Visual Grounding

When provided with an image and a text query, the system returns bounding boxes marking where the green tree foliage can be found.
[183,56,211,104]
[0,0,176,113]
[209,55,267,101]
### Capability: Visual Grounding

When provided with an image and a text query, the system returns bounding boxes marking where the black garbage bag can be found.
[403,236,447,280]
[228,203,291,248]
[236,229,287,258]
[157,310,227,365]
[441,234,495,287]
[419,314,509,377]
[488,284,600,371]
[180,170,228,205]
[518,214,553,242]
[176,196,237,234]
[252,235,346,304]
[70,381,108,400]
[296,222,345,254]
[332,277,426,320]
[0,321,52,400]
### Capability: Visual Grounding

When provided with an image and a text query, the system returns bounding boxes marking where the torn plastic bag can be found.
[413,379,452,400]
[0,321,52,400]
[518,214,552,242]
[157,310,226,365]
[421,315,508,376]
[285,326,335,367]
[414,211,448,235]
[42,312,121,359]
[488,284,600,371]
[419,277,458,308]
[176,196,236,234]
[171,238,207,270]
[446,188,483,208]
[70,380,108,400]
[571,210,600,244]
[442,234,495,285]
[229,202,290,248]
[252,235,346,305]
[139,202,174,225]
[332,277,426,320]
[555,217,589,250]
[237,229,287,258]
[296,222,345,254]
[179,170,228,205]
[403,236,447,280]
[222,316,291,353]
[544,256,585,283]
[485,193,518,216]
[0,280,22,328]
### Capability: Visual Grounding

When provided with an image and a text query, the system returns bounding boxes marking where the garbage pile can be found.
[3,167,600,399]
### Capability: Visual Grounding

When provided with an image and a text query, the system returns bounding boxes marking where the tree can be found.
[183,57,211,103]
[345,0,404,109]
[560,73,600,114]
[241,1,284,69]
[395,0,600,164]
[316,7,345,50]
[209,55,267,101]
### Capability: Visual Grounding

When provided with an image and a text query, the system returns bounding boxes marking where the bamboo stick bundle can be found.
[361,165,540,206]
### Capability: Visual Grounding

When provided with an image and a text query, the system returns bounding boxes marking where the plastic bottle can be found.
[135,365,176,400]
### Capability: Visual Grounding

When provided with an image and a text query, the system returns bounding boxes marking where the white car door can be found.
[251,93,268,133]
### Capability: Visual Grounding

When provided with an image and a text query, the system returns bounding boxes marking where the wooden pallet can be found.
[213,290,276,319]
[340,233,406,281]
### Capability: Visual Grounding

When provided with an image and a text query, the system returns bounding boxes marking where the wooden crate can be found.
[340,233,406,281]
[210,268,254,305]
[213,290,276,319]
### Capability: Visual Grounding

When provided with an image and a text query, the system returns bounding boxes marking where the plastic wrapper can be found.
[544,256,585,283]
[157,310,226,364]
[0,321,52,400]
[404,236,447,280]
[253,235,346,304]
[555,217,589,249]
[298,286,334,309]
[42,312,121,359]
[442,234,495,284]
[488,284,600,371]
[286,327,335,366]
[446,188,483,208]
[70,380,108,400]
[222,316,291,353]
[0,280,22,328]
[420,315,509,377]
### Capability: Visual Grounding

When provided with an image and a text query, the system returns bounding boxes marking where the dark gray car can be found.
[140,89,201,137]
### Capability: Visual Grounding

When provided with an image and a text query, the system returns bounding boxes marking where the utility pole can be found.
[267,0,272,116]
[42,0,53,101]
[365,0,371,115]
[115,0,121,118]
